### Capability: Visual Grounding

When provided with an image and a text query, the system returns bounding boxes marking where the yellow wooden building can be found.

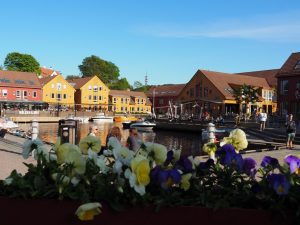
[40,74,75,108]
[67,76,109,111]
[109,90,152,113]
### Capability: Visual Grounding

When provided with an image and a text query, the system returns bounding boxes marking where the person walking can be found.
[286,114,297,149]
[259,109,267,131]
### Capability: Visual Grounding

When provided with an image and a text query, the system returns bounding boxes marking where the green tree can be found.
[133,81,143,89]
[4,52,41,74]
[66,75,81,80]
[0,65,3,70]
[109,77,131,90]
[233,83,259,114]
[78,55,120,84]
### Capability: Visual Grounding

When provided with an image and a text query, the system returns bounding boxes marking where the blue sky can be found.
[0,0,300,85]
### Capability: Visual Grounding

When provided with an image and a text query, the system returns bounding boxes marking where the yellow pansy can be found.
[75,202,102,221]
[180,173,192,191]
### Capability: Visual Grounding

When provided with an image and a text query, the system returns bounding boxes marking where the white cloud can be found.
[137,11,300,42]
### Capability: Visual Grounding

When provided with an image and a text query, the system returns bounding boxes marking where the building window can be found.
[280,101,288,116]
[88,85,92,90]
[51,93,55,98]
[295,60,300,69]
[63,94,67,99]
[204,87,208,97]
[23,91,28,98]
[57,93,61,100]
[16,90,21,98]
[2,90,7,97]
[93,96,97,102]
[33,91,37,98]
[99,96,102,100]
[99,86,102,91]
[189,88,194,97]
[121,98,124,104]
[113,97,116,104]
[268,91,272,101]
[280,80,288,95]
[57,83,62,91]
[121,107,124,111]
[63,84,67,89]
[195,84,200,97]
[93,86,98,92]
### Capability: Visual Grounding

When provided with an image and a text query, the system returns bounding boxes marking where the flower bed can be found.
[1,129,300,224]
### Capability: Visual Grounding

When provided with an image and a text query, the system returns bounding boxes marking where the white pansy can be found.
[124,168,145,195]
[113,160,123,174]
[107,137,121,150]
[22,138,44,159]
[152,143,167,165]
[88,149,109,174]
[3,177,13,185]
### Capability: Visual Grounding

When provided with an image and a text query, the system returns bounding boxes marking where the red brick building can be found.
[147,84,185,114]
[276,52,300,120]
[0,70,44,109]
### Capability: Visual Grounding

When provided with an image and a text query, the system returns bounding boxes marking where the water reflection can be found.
[18,122,203,156]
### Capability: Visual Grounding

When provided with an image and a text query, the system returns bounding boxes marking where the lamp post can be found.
[152,88,156,119]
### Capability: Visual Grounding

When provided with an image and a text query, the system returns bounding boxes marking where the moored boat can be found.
[130,120,156,131]
[91,112,114,123]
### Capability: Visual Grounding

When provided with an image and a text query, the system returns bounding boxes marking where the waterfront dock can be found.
[10,117,63,123]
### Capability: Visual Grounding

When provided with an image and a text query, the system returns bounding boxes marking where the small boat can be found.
[122,121,134,129]
[114,116,138,122]
[91,112,114,123]
[65,114,89,123]
[130,120,156,131]
[0,117,19,130]
[201,129,229,142]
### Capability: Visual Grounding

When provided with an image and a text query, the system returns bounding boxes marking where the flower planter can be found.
[0,197,291,225]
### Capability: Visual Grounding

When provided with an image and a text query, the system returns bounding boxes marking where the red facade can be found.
[276,52,300,120]
[0,70,43,107]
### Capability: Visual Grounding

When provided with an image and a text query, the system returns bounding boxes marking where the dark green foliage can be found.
[78,55,120,84]
[109,77,132,90]
[65,75,81,80]
[4,52,41,74]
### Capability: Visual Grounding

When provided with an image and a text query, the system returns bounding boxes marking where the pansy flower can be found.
[243,157,257,177]
[284,155,300,174]
[267,174,290,195]
[75,202,102,221]
[216,144,244,170]
[261,156,279,169]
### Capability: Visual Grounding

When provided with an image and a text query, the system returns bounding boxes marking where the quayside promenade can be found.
[0,131,299,180]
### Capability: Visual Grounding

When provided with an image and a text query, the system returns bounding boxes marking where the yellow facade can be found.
[110,91,151,113]
[79,76,109,110]
[42,75,75,107]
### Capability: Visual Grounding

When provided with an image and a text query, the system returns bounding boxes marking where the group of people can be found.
[88,125,141,152]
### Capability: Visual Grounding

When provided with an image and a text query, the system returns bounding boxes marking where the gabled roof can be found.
[39,76,56,86]
[148,84,185,97]
[67,77,92,89]
[237,69,279,87]
[0,70,41,88]
[188,70,270,100]
[276,52,300,77]
[109,90,147,98]
[40,67,61,78]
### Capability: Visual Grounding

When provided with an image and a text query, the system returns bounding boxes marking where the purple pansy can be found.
[243,157,257,176]
[164,150,174,166]
[216,144,244,170]
[176,155,193,173]
[261,156,279,169]
[151,166,181,189]
[284,155,300,174]
[267,174,290,195]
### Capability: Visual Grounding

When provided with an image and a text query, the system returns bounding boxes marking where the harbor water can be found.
[18,122,203,156]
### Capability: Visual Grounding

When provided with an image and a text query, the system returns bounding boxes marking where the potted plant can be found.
[0,129,300,225]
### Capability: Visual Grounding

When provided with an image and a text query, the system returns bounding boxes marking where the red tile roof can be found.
[148,84,185,97]
[277,52,300,77]
[40,67,61,78]
[237,69,279,87]
[0,70,41,88]
[67,77,92,89]
[187,70,271,100]
[39,76,56,86]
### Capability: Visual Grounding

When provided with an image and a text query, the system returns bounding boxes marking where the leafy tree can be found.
[66,75,81,80]
[133,81,143,89]
[78,55,120,84]
[4,52,41,74]
[109,77,131,90]
[0,65,3,70]
[233,83,259,113]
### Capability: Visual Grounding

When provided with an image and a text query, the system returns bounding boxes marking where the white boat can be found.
[0,117,19,130]
[74,116,90,123]
[130,120,156,131]
[91,112,114,123]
